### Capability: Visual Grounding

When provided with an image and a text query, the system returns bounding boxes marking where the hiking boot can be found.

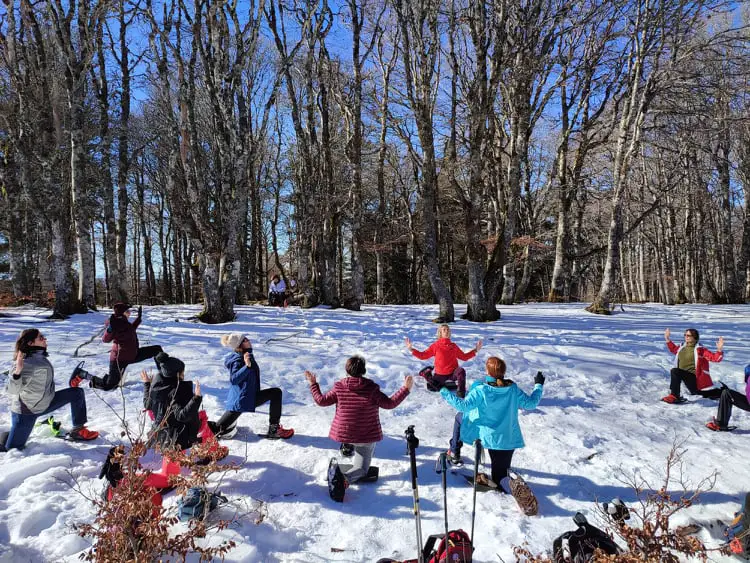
[69,361,91,388]
[447,449,463,467]
[660,393,685,404]
[265,423,294,440]
[68,426,99,441]
[340,443,354,457]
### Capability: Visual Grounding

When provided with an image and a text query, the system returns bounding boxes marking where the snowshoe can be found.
[462,472,498,492]
[327,458,348,502]
[69,361,90,388]
[661,394,688,404]
[262,423,294,440]
[508,471,538,516]
[447,449,463,467]
[37,416,64,438]
[67,426,99,442]
[337,464,379,483]
[706,419,736,432]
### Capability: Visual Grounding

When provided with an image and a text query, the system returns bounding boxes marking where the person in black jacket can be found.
[141,352,202,451]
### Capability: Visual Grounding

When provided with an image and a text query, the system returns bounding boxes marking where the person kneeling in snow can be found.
[405,324,482,398]
[211,333,294,440]
[441,356,543,492]
[662,328,724,403]
[1,329,98,451]
[142,353,226,462]
[305,356,413,485]
[706,365,750,432]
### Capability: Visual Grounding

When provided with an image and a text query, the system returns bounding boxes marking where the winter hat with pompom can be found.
[221,333,247,350]
[155,352,185,379]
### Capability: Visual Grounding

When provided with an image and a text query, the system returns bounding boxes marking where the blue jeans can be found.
[4,388,88,450]
[450,412,463,453]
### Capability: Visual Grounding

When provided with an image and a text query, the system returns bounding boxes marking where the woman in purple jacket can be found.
[305,356,413,484]
[707,364,750,432]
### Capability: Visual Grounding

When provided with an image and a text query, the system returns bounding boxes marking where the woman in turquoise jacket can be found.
[441,356,544,492]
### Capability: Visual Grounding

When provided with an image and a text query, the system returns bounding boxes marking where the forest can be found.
[1,0,749,323]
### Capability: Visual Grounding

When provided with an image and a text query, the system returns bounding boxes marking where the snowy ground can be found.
[0,302,748,562]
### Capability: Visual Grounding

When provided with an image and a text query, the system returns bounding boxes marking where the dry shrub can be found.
[514,441,731,562]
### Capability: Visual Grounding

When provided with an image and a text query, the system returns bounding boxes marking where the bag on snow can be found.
[725,492,750,555]
[423,529,473,563]
[553,512,621,562]
[177,486,227,521]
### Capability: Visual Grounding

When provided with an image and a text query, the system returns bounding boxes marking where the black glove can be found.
[534,371,545,386]
[137,305,142,318]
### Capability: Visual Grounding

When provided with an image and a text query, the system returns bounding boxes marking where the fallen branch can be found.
[73,327,106,357]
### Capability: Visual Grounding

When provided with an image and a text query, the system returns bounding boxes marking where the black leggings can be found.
[91,345,163,391]
[716,387,750,427]
[670,368,721,399]
[215,387,283,432]
[488,449,514,488]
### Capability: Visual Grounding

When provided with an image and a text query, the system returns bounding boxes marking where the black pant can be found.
[670,368,721,399]
[91,345,164,391]
[488,449,514,488]
[268,292,285,306]
[716,387,750,427]
[215,387,283,432]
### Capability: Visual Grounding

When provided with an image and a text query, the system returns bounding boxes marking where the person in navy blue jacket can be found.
[441,356,543,492]
[210,333,294,440]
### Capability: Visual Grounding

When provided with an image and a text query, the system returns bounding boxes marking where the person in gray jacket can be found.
[1,329,99,451]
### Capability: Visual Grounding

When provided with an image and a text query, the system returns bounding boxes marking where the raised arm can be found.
[306,371,338,406]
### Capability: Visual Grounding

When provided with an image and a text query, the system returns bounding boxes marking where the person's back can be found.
[327,376,394,443]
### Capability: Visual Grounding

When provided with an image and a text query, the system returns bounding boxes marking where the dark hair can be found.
[15,329,41,359]
[345,355,367,377]
[685,328,700,342]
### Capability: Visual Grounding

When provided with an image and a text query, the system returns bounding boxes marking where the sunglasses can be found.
[38,334,47,340]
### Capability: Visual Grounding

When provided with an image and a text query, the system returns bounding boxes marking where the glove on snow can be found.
[534,371,545,386]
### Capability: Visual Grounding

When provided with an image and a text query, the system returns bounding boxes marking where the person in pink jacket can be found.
[305,356,413,484]
[662,327,724,403]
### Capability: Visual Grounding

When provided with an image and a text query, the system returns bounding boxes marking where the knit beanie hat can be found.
[113,302,131,317]
[221,333,246,350]
[156,352,185,379]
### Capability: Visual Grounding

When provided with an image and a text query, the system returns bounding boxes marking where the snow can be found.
[1,302,748,562]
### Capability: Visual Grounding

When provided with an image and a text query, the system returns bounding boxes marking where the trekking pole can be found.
[405,425,424,563]
[470,440,482,545]
[436,452,450,544]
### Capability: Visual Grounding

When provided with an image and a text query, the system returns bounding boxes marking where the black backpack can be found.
[553,512,621,562]
[177,487,227,522]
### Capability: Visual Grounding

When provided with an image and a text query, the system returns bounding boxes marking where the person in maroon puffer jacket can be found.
[70,302,163,391]
[305,356,413,484]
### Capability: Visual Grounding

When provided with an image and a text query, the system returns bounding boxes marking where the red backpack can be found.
[425,529,473,563]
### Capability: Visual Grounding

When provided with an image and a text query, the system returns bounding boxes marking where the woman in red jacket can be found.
[305,356,413,484]
[662,327,724,403]
[405,324,482,397]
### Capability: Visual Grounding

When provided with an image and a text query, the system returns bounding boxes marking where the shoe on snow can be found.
[340,443,354,457]
[418,366,433,379]
[706,420,734,432]
[661,394,687,404]
[447,449,463,467]
[216,425,238,440]
[67,427,99,441]
[264,423,294,440]
[69,361,88,388]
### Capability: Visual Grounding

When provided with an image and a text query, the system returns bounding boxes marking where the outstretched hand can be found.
[304,370,317,385]
[140,369,152,383]
[664,328,671,342]
[534,371,545,386]
[475,339,483,352]
[14,354,24,375]
[404,375,414,390]
[194,381,201,396]
[717,336,724,351]
[404,337,413,350]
